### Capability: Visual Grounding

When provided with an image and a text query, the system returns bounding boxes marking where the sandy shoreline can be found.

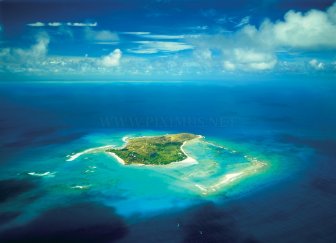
[193,160,267,195]
[66,145,114,161]
[106,136,201,167]
[27,171,55,177]
[67,134,201,167]
[106,147,197,168]
[107,152,126,165]
[173,140,198,166]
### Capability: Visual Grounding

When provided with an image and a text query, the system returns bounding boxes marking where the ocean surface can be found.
[0,80,335,242]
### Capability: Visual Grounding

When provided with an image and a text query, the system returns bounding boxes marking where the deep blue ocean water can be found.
[0,80,335,242]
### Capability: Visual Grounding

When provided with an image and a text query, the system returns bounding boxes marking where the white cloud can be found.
[188,2,336,72]
[127,48,159,54]
[122,32,185,41]
[95,42,119,45]
[4,3,336,77]
[27,22,45,27]
[189,26,209,30]
[0,36,124,74]
[94,31,118,41]
[0,32,50,74]
[224,49,277,71]
[100,49,122,67]
[27,22,98,27]
[270,8,336,48]
[67,22,97,27]
[131,41,193,54]
[327,3,336,22]
[48,22,62,27]
[192,48,213,69]
[309,59,325,70]
[235,3,336,49]
[223,61,236,71]
[122,32,151,35]
[13,33,49,60]
[0,31,125,75]
[332,61,336,69]
[235,16,250,28]
[142,34,185,40]
[85,28,119,42]
[194,48,212,61]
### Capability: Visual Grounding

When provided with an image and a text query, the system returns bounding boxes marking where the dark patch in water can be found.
[182,203,257,243]
[261,210,291,224]
[259,116,293,124]
[3,132,85,148]
[311,178,336,195]
[279,135,336,157]
[118,202,257,243]
[0,202,128,243]
[21,127,61,138]
[0,179,37,203]
[0,212,21,225]
[242,238,260,243]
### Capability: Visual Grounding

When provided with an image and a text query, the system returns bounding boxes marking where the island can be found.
[65,132,267,195]
[106,133,200,165]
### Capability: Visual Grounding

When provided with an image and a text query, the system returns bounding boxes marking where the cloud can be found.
[223,61,236,71]
[269,6,336,48]
[309,59,325,70]
[130,41,193,54]
[194,48,212,61]
[29,33,50,57]
[127,48,158,54]
[99,49,122,67]
[328,2,336,22]
[121,32,185,40]
[232,3,336,50]
[7,33,49,61]
[236,3,336,49]
[192,48,213,70]
[27,22,45,27]
[122,32,151,35]
[235,16,250,28]
[0,33,121,74]
[94,42,119,45]
[27,22,98,27]
[85,28,119,42]
[4,3,336,77]
[67,22,97,27]
[141,34,185,40]
[0,32,51,75]
[188,2,336,72]
[48,22,62,27]
[223,49,277,71]
[332,61,336,69]
[189,25,209,31]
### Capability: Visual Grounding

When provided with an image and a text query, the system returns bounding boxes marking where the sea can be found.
[0,79,335,242]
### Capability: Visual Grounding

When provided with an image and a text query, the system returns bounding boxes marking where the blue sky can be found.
[0,0,336,81]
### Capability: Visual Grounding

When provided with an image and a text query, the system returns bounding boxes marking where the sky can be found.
[0,0,336,81]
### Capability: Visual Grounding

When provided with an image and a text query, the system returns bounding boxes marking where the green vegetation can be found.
[106,133,199,165]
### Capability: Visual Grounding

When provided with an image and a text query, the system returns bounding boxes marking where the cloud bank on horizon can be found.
[0,0,335,80]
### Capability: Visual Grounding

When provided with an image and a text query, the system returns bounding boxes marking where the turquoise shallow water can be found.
[0,81,335,242]
[0,129,307,230]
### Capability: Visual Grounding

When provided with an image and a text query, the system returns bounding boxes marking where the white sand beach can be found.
[106,137,199,167]
[107,152,126,165]
[66,145,114,161]
[27,171,55,177]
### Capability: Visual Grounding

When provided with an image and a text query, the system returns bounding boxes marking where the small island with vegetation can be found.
[106,133,200,165]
